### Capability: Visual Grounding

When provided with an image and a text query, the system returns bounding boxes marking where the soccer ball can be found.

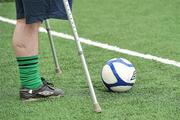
[101,58,136,92]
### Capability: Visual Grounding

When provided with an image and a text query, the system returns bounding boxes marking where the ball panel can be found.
[106,62,134,86]
[102,64,117,84]
[107,58,118,63]
[111,86,132,92]
[113,62,136,84]
[120,58,132,65]
[108,58,134,67]
[101,79,113,91]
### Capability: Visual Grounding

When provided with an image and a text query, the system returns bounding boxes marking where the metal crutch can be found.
[63,0,102,112]
[44,20,62,74]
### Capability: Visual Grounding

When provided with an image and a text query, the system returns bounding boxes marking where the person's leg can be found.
[13,0,64,101]
[13,19,40,56]
[12,19,43,89]
[12,19,64,101]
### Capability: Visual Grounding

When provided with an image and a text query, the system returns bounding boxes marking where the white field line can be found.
[1,16,180,68]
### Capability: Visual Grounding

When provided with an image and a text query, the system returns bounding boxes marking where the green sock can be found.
[17,55,43,89]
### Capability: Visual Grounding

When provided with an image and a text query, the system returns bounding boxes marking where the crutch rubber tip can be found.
[55,68,62,74]
[93,103,102,113]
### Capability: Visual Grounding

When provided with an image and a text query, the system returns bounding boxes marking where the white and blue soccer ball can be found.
[101,58,136,92]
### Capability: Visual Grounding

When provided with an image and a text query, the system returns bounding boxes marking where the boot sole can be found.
[21,94,64,102]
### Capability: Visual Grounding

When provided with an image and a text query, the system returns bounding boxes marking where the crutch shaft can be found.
[45,20,62,73]
[63,0,101,112]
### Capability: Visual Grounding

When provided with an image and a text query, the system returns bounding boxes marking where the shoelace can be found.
[41,77,54,87]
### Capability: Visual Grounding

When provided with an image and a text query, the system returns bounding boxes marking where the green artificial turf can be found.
[0,0,179,120]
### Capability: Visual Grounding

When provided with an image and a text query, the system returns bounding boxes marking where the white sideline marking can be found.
[0,16,180,68]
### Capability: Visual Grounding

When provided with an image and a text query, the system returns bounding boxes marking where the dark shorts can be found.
[15,0,72,24]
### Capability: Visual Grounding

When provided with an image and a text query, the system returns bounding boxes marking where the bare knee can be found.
[13,19,41,54]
